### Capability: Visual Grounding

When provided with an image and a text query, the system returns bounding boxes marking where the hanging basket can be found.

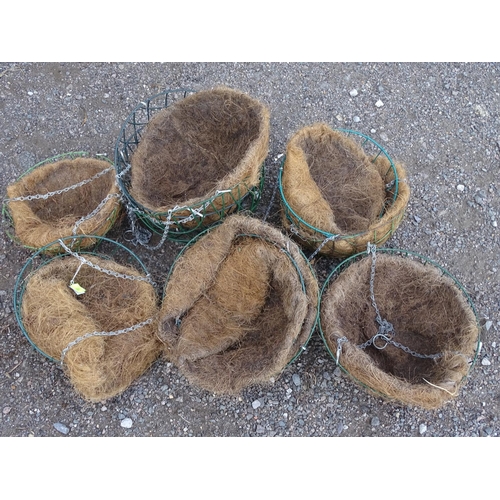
[114,86,269,243]
[157,214,319,394]
[13,235,162,402]
[279,125,410,259]
[3,152,121,253]
[318,247,481,409]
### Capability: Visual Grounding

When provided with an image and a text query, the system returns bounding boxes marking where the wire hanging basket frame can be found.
[317,246,482,406]
[13,234,154,363]
[2,151,122,253]
[114,89,266,243]
[162,220,318,369]
[279,128,408,258]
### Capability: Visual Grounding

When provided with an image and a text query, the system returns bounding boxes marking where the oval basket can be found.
[3,151,121,253]
[13,235,162,402]
[279,126,410,259]
[318,247,481,409]
[114,87,269,243]
[157,214,319,394]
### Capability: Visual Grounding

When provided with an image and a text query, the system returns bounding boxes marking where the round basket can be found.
[13,235,162,402]
[318,247,481,409]
[279,125,410,259]
[157,214,319,394]
[114,87,269,244]
[3,151,122,253]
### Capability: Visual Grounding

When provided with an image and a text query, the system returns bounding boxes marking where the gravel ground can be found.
[0,62,499,439]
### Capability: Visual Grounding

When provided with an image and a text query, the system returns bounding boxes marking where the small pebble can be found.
[371,416,380,427]
[481,358,491,366]
[457,184,465,192]
[252,400,261,410]
[349,89,358,97]
[353,116,360,123]
[292,374,301,386]
[3,407,12,415]
[54,422,70,435]
[375,100,384,108]
[120,417,133,428]
[485,321,493,331]
[419,423,427,435]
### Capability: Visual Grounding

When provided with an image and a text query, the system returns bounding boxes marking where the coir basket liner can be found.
[4,152,121,253]
[15,236,162,402]
[280,125,410,258]
[158,214,319,394]
[319,248,480,409]
[119,86,269,241]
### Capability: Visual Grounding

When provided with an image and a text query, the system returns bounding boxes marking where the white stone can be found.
[375,100,384,108]
[481,358,491,366]
[349,89,358,97]
[252,400,261,409]
[419,423,427,435]
[457,184,465,192]
[120,417,133,428]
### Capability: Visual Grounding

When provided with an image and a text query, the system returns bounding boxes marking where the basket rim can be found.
[278,128,401,241]
[13,234,152,363]
[317,246,482,390]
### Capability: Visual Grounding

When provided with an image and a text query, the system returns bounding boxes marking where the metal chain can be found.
[308,233,339,261]
[59,317,154,365]
[5,165,114,202]
[357,243,444,360]
[72,192,121,235]
[121,160,234,250]
[58,239,156,287]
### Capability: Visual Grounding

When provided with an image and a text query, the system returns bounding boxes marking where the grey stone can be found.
[54,422,70,435]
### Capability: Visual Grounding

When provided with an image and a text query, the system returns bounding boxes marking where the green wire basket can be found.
[114,89,266,244]
[279,128,410,259]
[318,247,481,408]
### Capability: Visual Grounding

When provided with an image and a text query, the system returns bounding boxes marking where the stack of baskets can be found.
[3,85,481,409]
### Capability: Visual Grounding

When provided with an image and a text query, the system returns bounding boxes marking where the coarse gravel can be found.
[0,62,499,438]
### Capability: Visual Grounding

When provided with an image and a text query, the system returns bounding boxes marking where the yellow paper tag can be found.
[69,283,86,295]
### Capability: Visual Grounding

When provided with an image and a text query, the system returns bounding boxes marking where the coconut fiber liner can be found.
[158,214,319,394]
[5,157,121,252]
[130,86,269,224]
[320,252,479,409]
[20,255,162,402]
[281,124,410,258]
